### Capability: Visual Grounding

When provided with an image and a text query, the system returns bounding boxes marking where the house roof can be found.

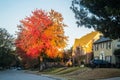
[73,31,100,50]
[94,36,111,44]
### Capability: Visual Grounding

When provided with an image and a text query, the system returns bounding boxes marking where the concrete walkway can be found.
[101,77,120,80]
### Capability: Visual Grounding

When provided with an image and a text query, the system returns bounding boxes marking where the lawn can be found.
[26,67,120,80]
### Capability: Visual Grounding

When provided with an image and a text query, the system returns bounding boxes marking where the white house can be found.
[93,36,120,66]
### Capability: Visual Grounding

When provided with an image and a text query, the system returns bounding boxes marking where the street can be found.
[0,69,120,80]
[0,69,62,80]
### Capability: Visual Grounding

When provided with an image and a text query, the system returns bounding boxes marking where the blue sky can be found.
[0,0,94,49]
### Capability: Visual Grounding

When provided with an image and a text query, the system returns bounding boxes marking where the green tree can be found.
[0,28,15,68]
[70,0,120,39]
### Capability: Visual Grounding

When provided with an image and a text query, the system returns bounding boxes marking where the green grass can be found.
[41,67,80,75]
[56,67,79,75]
[41,67,57,74]
[50,67,67,74]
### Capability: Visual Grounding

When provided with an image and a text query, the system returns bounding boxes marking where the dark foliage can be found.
[0,28,16,69]
[70,0,120,39]
[114,49,120,55]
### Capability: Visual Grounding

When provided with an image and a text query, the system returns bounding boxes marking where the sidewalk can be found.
[101,77,120,80]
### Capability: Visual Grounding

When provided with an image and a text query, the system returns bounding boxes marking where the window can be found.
[101,43,102,48]
[105,56,111,62]
[117,44,120,47]
[97,44,99,50]
[103,43,104,48]
[106,42,108,49]
[94,44,98,51]
[108,42,111,49]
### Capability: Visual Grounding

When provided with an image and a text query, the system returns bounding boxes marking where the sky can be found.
[0,0,94,49]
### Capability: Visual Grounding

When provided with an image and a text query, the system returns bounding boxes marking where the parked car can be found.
[90,59,111,68]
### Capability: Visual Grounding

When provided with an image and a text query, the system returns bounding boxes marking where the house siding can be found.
[93,38,120,64]
[72,31,101,64]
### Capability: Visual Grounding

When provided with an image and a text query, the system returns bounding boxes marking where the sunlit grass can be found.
[41,67,80,75]
[50,67,67,74]
[56,67,79,75]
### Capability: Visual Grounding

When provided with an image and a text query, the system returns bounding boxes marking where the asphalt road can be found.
[1,69,119,80]
[0,69,62,80]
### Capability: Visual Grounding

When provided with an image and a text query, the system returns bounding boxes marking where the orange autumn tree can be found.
[45,10,68,58]
[15,9,68,61]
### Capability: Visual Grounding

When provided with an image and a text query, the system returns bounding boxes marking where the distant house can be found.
[93,36,120,66]
[72,31,101,65]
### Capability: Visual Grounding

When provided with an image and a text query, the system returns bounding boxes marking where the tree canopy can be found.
[70,0,120,39]
[0,28,14,49]
[15,9,68,59]
[0,28,15,68]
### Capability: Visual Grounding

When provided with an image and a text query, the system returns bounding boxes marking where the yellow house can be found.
[72,31,101,64]
[93,36,120,66]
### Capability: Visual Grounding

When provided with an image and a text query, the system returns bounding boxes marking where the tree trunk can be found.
[38,56,41,72]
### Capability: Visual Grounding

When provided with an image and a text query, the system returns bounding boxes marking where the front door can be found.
[99,52,105,60]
